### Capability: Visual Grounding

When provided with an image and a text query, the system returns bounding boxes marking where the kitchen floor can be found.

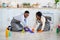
[0,28,60,40]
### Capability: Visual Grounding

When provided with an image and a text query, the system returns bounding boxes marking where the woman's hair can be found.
[36,11,42,17]
[24,10,29,14]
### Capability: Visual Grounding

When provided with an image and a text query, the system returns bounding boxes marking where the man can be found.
[11,11,29,31]
[36,11,50,32]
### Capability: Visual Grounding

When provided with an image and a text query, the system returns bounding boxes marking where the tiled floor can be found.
[0,29,60,40]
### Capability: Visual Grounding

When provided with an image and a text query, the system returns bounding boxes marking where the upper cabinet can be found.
[0,0,59,9]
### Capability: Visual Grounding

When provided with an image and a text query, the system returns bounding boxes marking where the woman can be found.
[36,11,50,32]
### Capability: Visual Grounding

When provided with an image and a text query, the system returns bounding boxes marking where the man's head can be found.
[24,11,29,18]
[36,11,42,20]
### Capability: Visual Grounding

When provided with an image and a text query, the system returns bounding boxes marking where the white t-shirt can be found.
[14,14,28,27]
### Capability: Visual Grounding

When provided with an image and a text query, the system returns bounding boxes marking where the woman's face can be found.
[36,15,41,20]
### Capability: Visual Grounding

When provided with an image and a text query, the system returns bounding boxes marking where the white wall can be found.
[0,9,2,30]
[58,11,60,24]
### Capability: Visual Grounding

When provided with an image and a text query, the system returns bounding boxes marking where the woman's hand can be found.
[37,30,43,32]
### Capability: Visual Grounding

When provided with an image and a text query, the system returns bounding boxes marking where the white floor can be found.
[0,29,60,40]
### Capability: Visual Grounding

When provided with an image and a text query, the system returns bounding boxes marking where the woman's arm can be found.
[41,17,46,31]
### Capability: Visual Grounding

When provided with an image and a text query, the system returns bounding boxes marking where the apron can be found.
[11,18,23,31]
[37,18,50,31]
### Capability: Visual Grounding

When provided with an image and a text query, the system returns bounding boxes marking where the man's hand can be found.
[32,28,34,32]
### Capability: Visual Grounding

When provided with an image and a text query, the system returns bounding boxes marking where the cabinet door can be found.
[2,9,9,31]
[0,9,2,31]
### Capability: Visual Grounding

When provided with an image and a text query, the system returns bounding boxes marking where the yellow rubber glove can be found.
[37,30,43,33]
[22,29,25,33]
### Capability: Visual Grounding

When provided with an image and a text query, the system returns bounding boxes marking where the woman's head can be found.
[36,11,42,20]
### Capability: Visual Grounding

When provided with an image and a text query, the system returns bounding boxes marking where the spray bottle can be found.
[5,26,11,38]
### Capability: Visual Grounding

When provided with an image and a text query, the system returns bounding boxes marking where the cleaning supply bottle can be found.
[5,27,11,38]
[9,30,11,37]
[5,28,9,38]
[56,28,59,33]
[8,26,12,37]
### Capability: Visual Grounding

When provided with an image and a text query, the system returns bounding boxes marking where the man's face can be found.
[24,13,29,18]
[36,15,41,20]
